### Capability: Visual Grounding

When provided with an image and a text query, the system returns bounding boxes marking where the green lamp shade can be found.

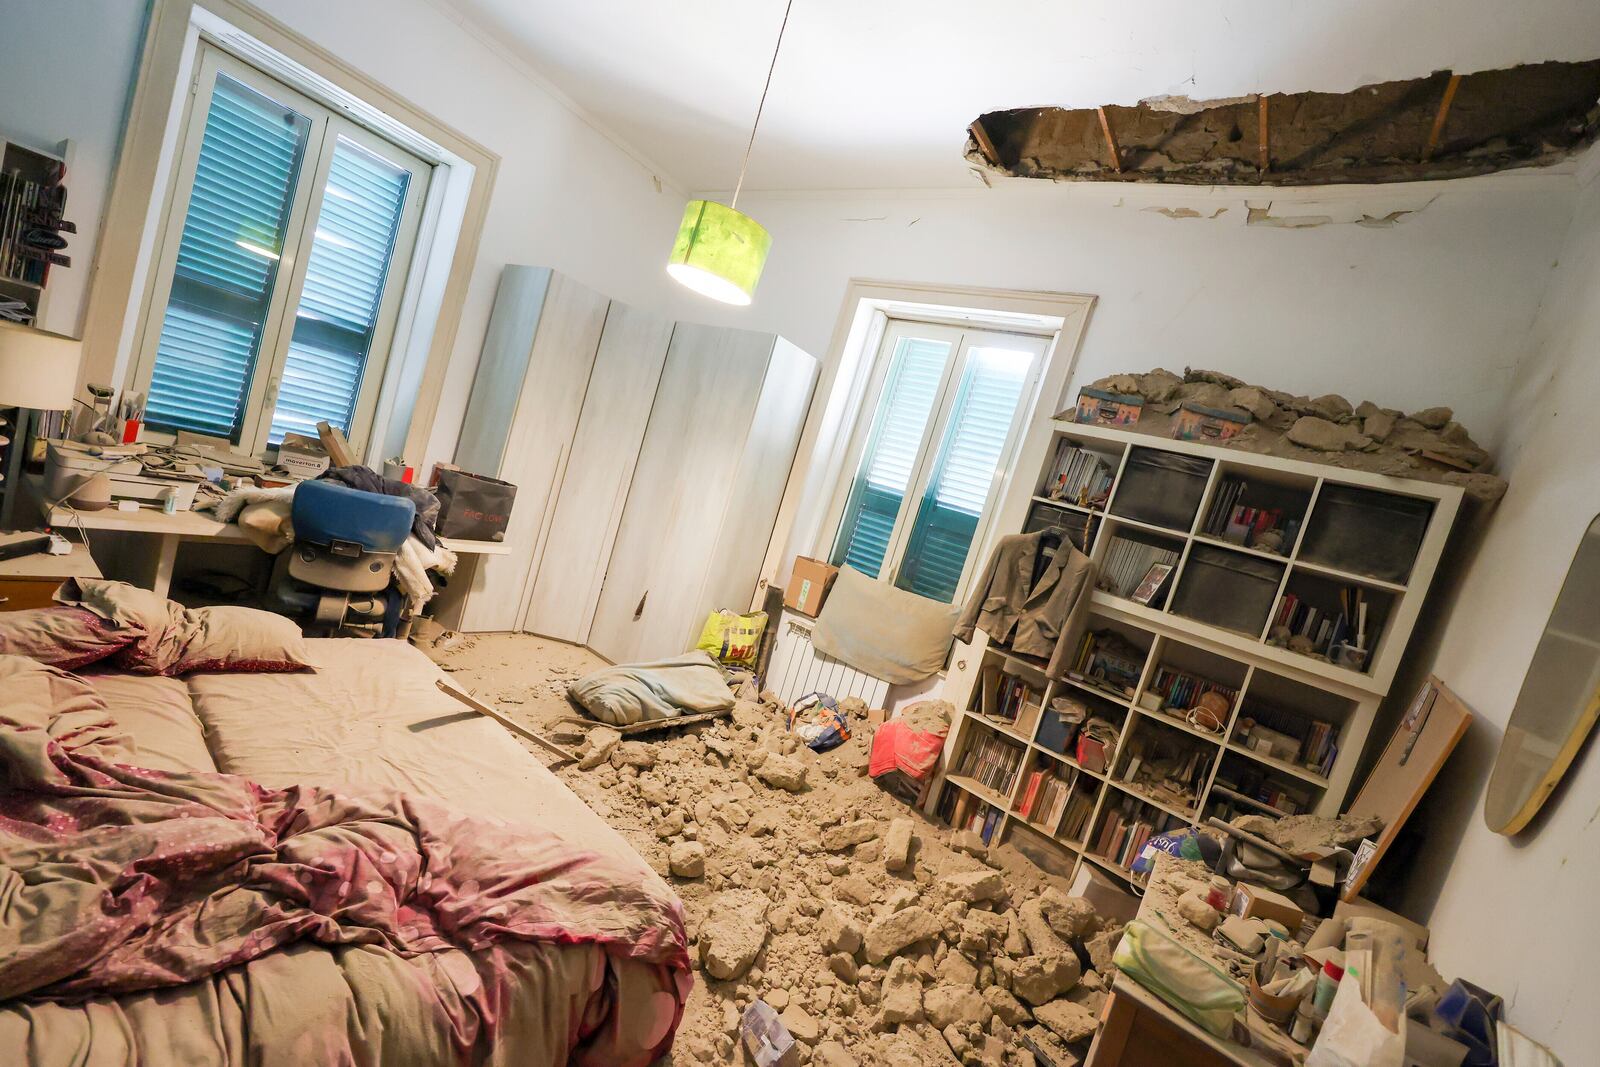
[667,199,771,306]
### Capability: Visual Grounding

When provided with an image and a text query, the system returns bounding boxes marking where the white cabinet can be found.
[521,301,673,642]
[449,267,609,632]
[587,324,816,664]
[442,265,816,654]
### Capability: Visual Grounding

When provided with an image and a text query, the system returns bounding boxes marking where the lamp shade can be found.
[666,199,771,306]
[0,322,81,409]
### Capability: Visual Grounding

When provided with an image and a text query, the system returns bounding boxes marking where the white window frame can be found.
[823,315,1051,603]
[127,43,432,457]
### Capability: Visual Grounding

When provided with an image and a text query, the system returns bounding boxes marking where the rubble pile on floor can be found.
[561,694,1119,1067]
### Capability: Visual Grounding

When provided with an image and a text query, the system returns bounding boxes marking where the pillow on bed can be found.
[169,605,313,675]
[55,578,313,676]
[0,604,142,669]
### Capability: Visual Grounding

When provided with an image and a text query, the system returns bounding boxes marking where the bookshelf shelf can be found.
[1210,783,1293,818]
[1030,495,1103,516]
[1191,533,1289,564]
[1225,742,1331,787]
[1290,558,1408,593]
[935,418,1464,889]
[1109,779,1198,824]
[946,774,1012,810]
[1030,742,1107,781]
[1134,706,1227,746]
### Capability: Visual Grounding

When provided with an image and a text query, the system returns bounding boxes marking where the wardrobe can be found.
[442,265,816,664]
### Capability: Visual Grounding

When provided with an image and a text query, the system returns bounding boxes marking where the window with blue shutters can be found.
[829,320,1047,604]
[133,46,430,457]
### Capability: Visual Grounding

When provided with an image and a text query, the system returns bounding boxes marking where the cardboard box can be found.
[1231,883,1305,932]
[1074,387,1143,427]
[783,556,839,617]
[276,433,330,480]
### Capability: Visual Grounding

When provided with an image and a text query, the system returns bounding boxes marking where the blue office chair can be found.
[271,480,415,633]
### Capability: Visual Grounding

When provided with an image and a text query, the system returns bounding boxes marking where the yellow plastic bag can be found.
[695,609,767,668]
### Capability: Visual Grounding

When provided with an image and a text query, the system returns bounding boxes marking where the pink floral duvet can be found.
[0,656,691,1065]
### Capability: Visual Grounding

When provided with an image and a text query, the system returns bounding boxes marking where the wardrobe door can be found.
[521,301,672,641]
[697,337,817,620]
[588,324,775,663]
[455,270,608,632]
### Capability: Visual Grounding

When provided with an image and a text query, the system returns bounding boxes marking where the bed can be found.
[0,638,689,1066]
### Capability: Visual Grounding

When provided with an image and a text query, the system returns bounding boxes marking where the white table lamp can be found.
[0,322,83,530]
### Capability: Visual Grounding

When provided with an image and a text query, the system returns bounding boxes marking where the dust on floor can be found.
[439,633,1120,1066]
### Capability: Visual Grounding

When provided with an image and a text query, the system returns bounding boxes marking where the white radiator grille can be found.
[766,615,891,709]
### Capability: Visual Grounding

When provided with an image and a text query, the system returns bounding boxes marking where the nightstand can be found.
[0,532,101,612]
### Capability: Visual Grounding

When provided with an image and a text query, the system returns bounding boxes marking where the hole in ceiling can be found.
[966,60,1600,186]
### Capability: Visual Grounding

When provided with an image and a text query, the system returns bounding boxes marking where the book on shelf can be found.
[1099,535,1181,599]
[1046,441,1115,509]
[1271,585,1372,659]
[1094,795,1183,871]
[955,732,1025,796]
[1069,629,1144,695]
[1202,478,1300,553]
[1147,665,1239,714]
[1018,766,1078,827]
[1059,789,1095,843]
[940,788,1003,843]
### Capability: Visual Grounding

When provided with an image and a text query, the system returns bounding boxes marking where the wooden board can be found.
[1341,675,1472,900]
[521,300,673,643]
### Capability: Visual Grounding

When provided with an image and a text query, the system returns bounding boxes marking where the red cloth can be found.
[869,717,947,781]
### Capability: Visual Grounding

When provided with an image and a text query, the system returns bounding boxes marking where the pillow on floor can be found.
[810,565,958,684]
[55,578,313,676]
[0,604,142,669]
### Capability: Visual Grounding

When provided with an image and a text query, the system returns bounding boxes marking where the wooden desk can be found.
[25,476,510,596]
[0,531,102,611]
[1084,854,1306,1067]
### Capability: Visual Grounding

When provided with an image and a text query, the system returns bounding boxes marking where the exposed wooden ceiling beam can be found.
[1097,106,1122,173]
[1258,94,1271,173]
[1423,73,1463,162]
[968,119,1000,166]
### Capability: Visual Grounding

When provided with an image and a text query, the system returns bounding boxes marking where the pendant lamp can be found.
[667,0,794,305]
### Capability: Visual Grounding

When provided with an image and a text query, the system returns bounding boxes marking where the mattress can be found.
[0,640,683,1066]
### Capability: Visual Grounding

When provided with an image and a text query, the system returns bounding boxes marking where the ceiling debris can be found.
[966,60,1600,186]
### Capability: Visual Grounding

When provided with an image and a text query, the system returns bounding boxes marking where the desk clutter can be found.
[11,405,517,639]
[1118,847,1545,1067]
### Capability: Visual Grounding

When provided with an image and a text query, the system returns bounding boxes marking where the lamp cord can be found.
[731,0,795,211]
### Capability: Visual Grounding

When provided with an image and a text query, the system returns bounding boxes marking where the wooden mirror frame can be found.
[1483,514,1600,835]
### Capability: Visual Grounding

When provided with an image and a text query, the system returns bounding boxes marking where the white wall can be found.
[674,179,1577,456]
[0,0,685,472]
[237,0,686,472]
[0,0,147,336]
[1397,159,1600,1056]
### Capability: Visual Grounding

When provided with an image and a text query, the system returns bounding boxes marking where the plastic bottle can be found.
[1205,875,1232,913]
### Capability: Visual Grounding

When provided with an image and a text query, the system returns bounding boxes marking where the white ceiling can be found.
[436,0,1600,192]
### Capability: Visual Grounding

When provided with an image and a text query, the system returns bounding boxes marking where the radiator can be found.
[765,615,891,709]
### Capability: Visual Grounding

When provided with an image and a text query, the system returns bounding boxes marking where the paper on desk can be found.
[1306,973,1404,1067]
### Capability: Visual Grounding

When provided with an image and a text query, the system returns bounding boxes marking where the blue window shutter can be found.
[145,74,311,442]
[896,346,1031,602]
[268,139,413,444]
[829,336,949,577]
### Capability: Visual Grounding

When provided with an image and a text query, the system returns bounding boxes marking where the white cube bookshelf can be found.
[933,419,1464,889]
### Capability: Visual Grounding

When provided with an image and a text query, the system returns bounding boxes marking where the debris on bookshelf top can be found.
[1061,367,1505,504]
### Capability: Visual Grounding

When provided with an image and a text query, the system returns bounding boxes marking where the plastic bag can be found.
[1130,826,1208,877]
[1113,919,1245,1038]
[1307,971,1405,1067]
[695,609,767,668]
[788,692,851,752]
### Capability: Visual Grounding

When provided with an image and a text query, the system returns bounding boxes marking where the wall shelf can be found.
[935,418,1464,891]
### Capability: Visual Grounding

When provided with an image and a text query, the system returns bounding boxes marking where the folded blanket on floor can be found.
[568,651,736,726]
[0,656,690,1065]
